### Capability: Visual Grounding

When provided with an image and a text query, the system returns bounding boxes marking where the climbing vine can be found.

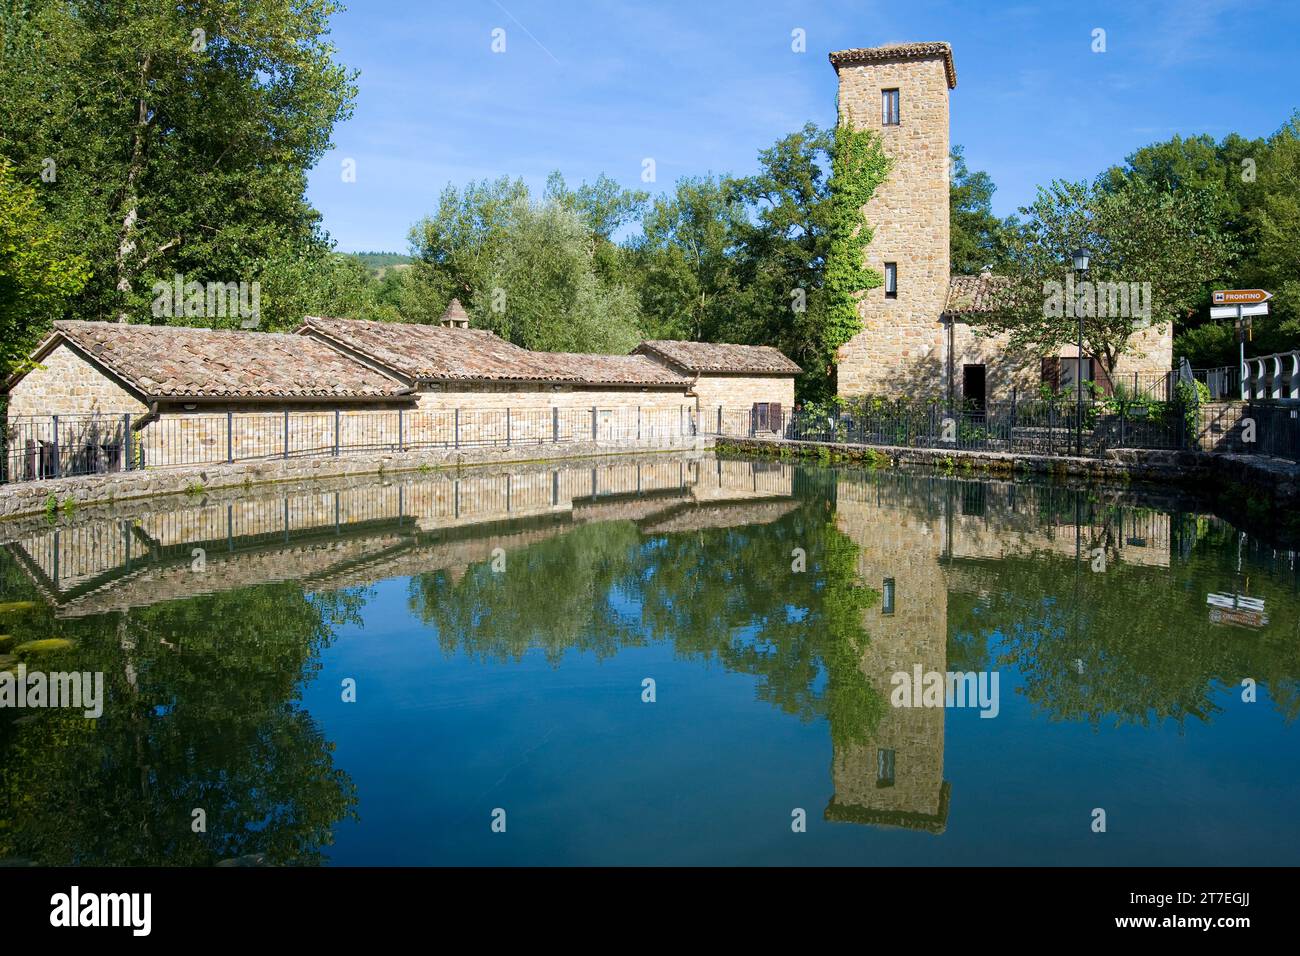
[822,122,892,383]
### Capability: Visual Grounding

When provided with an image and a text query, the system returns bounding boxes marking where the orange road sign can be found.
[1212,289,1272,305]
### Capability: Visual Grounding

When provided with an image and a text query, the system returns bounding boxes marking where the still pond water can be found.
[0,454,1296,865]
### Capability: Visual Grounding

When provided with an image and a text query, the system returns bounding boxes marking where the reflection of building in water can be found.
[827,473,1175,833]
[830,479,950,832]
[4,454,796,616]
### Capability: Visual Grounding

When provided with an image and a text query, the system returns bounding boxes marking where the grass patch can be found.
[14,637,75,655]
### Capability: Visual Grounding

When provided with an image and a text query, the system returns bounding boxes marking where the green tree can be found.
[483,199,643,353]
[0,0,357,323]
[822,123,891,401]
[633,175,746,342]
[949,145,1014,274]
[0,162,88,377]
[979,177,1236,377]
[253,248,403,328]
[1102,121,1300,367]
[1247,114,1300,333]
[408,178,643,352]
[729,123,838,396]
[406,176,533,322]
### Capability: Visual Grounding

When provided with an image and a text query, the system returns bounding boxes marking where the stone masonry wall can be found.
[413,385,694,442]
[689,374,795,415]
[835,53,951,400]
[2,398,702,480]
[947,322,1174,404]
[5,342,148,419]
[5,341,793,473]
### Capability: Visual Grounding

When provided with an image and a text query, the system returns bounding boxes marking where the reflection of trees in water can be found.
[407,520,648,664]
[409,505,883,749]
[947,528,1300,728]
[0,570,361,866]
[10,465,1293,862]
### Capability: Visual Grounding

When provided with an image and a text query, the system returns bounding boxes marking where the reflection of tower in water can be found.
[824,475,1181,832]
[827,475,950,833]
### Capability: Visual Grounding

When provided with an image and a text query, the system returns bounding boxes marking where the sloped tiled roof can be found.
[303,318,774,385]
[639,499,800,534]
[301,316,583,384]
[634,340,802,375]
[533,352,692,386]
[944,273,1010,315]
[27,321,410,400]
[828,42,957,89]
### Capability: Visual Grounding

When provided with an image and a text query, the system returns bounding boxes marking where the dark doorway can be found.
[963,364,987,410]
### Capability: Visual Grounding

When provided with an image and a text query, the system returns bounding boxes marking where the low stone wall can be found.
[0,436,713,522]
[718,436,1300,508]
[1193,402,1248,453]
[720,436,1199,481]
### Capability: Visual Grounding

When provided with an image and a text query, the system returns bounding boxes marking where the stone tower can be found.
[830,43,955,399]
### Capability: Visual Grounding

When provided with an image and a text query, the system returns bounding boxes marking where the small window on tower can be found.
[884,262,898,298]
[876,749,896,788]
[882,88,900,126]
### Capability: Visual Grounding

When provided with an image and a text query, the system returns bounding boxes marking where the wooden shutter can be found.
[1093,357,1113,397]
[770,402,783,434]
[1041,357,1060,391]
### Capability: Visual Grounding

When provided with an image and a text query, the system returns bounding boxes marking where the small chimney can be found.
[439,298,471,329]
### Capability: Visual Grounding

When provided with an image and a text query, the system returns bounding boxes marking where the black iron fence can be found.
[701,399,1189,457]
[1121,370,1181,402]
[1194,365,1241,402]
[2,414,134,483]
[7,397,1300,486]
[2,405,699,485]
[1241,402,1300,462]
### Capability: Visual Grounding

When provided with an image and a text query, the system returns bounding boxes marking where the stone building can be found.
[3,306,799,477]
[299,303,798,430]
[830,42,1172,406]
[3,321,413,477]
[631,339,798,416]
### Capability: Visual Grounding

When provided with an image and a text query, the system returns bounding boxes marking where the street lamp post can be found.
[1072,247,1090,456]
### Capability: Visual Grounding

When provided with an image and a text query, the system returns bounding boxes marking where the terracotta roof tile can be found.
[828,42,957,89]
[634,340,802,375]
[301,317,582,383]
[45,321,409,400]
[533,352,692,386]
[945,273,1009,315]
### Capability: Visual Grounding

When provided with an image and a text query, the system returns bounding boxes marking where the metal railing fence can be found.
[2,404,700,485]
[700,398,1189,457]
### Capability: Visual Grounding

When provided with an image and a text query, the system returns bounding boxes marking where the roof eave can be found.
[827,43,957,89]
[154,390,416,404]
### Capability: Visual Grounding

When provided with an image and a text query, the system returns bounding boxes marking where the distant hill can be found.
[349,251,414,274]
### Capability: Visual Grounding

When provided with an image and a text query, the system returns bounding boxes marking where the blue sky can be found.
[308,0,1300,253]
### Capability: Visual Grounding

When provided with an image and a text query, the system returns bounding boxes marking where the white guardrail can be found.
[1242,350,1300,400]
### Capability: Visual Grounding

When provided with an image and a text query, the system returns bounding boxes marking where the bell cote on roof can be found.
[439,298,471,329]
